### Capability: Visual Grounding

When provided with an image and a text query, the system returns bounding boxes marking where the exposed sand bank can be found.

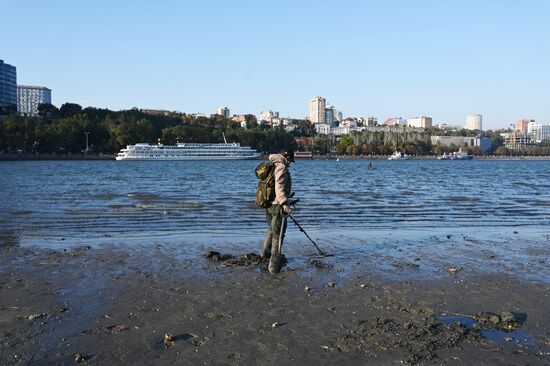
[1,236,550,365]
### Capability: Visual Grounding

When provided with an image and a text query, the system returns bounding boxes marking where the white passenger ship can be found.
[115,136,261,161]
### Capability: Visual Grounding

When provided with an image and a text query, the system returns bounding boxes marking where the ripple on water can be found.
[1,159,550,244]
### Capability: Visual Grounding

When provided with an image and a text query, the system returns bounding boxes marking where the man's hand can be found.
[282,204,292,215]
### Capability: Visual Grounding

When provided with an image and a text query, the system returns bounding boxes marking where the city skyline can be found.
[3,0,549,129]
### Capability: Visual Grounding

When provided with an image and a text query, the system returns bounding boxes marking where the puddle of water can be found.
[437,315,534,347]
[437,315,476,328]
[482,328,534,347]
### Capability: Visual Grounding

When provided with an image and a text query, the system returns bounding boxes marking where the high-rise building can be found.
[0,60,17,107]
[465,114,482,130]
[407,116,433,128]
[216,107,230,118]
[366,117,378,126]
[527,122,550,143]
[309,96,326,124]
[17,85,52,117]
[516,119,534,132]
[325,106,335,126]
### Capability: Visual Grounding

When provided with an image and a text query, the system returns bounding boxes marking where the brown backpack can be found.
[255,162,276,208]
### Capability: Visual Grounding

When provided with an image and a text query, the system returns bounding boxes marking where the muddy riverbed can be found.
[1,238,550,365]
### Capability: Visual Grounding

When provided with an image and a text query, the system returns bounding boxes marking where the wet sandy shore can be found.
[1,239,550,365]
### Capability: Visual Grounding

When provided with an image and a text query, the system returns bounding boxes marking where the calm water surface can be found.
[1,159,550,247]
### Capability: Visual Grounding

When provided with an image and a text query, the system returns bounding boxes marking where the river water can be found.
[2,159,549,236]
[1,159,550,280]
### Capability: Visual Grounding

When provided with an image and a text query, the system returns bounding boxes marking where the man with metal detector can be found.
[261,150,294,274]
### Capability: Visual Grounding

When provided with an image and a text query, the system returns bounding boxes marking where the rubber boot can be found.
[260,230,272,259]
[268,242,283,274]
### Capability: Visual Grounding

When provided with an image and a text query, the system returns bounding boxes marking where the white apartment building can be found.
[407,116,433,128]
[465,114,482,130]
[340,118,358,127]
[216,107,230,118]
[260,110,279,123]
[309,96,326,124]
[527,122,550,143]
[314,123,331,134]
[315,123,365,136]
[17,85,51,117]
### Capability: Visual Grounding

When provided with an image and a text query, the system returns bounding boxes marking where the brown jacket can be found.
[268,154,292,205]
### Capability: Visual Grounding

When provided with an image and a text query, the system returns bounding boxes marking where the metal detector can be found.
[286,199,331,257]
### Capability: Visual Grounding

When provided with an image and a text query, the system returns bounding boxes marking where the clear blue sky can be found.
[3,0,549,129]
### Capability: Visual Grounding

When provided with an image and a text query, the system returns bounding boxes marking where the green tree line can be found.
[310,128,507,156]
[0,103,296,154]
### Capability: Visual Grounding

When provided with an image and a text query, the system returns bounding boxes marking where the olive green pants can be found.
[264,204,287,255]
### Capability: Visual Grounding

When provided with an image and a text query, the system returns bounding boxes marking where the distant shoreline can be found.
[0,153,115,161]
[2,153,550,161]
[318,154,550,161]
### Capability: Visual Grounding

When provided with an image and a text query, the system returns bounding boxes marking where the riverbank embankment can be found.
[2,153,550,161]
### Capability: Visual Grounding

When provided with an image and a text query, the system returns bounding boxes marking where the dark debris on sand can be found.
[336,316,481,364]
[305,258,333,269]
[204,251,287,268]
[473,311,525,330]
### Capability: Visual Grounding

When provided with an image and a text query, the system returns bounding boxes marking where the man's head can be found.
[282,150,295,164]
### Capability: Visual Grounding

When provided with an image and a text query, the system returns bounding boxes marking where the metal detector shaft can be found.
[288,214,325,256]
[278,214,287,253]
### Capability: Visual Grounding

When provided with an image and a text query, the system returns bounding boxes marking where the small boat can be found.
[388,151,411,160]
[451,148,473,160]
[438,148,473,160]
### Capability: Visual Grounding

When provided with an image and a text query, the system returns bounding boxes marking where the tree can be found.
[336,135,353,154]
[433,144,445,156]
[346,144,360,155]
[361,143,374,155]
[495,146,509,155]
[490,134,505,154]
[38,103,59,121]
[468,146,483,155]
[0,115,32,151]
[59,103,83,118]
[313,137,330,155]
[244,114,258,129]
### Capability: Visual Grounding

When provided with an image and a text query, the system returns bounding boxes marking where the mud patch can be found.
[305,258,333,269]
[335,316,481,364]
[438,312,533,346]
[81,324,135,335]
[204,251,287,268]
[472,311,526,330]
